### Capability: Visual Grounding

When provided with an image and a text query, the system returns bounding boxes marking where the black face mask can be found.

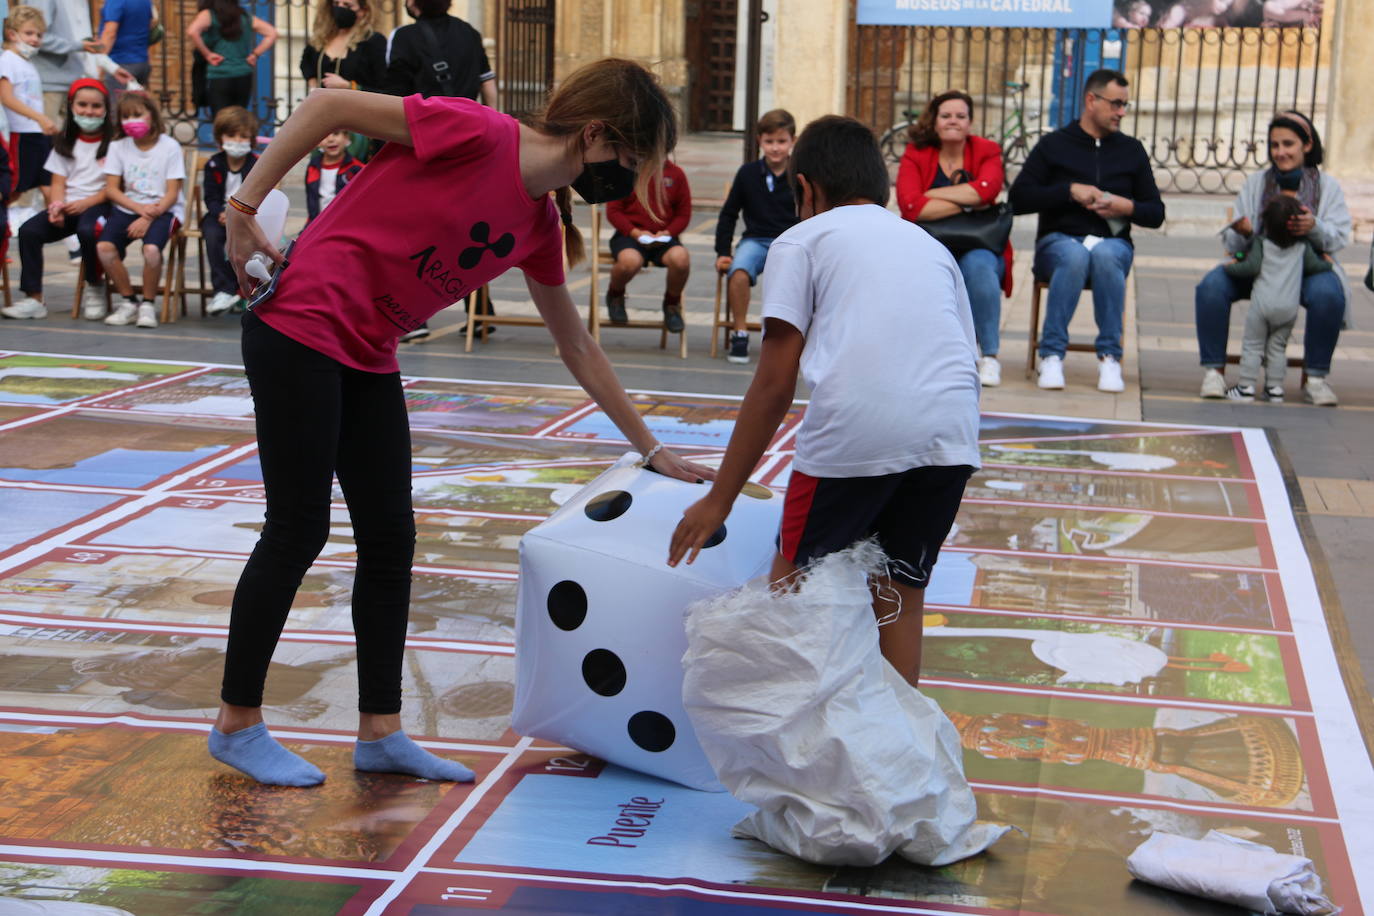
[1276,166,1303,192]
[331,5,358,28]
[571,158,637,204]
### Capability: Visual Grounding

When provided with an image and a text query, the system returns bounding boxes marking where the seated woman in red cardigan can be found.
[896,91,1013,387]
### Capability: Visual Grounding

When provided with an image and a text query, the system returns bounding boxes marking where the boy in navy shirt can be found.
[714,109,797,363]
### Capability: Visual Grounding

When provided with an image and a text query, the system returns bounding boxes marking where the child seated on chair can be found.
[305,128,364,225]
[4,79,112,322]
[202,105,259,316]
[1223,193,1332,402]
[97,91,185,329]
[714,108,797,364]
[668,116,980,690]
[605,159,691,333]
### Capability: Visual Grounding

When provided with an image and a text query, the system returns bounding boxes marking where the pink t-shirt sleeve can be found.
[519,197,567,287]
[404,94,492,163]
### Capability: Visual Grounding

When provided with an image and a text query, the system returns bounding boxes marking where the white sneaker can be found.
[1097,355,1125,393]
[1200,368,1227,399]
[0,296,48,319]
[66,238,82,263]
[1037,354,1064,389]
[82,285,107,320]
[104,300,138,326]
[206,291,238,316]
[1303,376,1338,407]
[978,355,1001,387]
[135,302,158,328]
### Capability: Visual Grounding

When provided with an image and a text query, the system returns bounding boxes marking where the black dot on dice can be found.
[582,649,627,696]
[585,490,633,522]
[627,711,675,752]
[547,580,587,631]
[702,525,726,549]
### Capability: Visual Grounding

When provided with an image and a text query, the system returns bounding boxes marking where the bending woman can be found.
[895,90,1012,387]
[1194,110,1350,406]
[215,58,712,786]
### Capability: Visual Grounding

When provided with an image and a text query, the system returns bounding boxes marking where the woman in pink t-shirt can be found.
[210,58,712,788]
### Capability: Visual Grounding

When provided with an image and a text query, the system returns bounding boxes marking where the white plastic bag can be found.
[681,540,1010,866]
[1127,830,1342,915]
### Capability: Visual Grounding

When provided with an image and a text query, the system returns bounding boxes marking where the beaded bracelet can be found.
[227,196,258,216]
[642,443,664,467]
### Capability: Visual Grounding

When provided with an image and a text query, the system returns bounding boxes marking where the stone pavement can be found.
[4,130,1371,713]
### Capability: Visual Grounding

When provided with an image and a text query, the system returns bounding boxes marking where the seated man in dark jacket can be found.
[1010,68,1165,393]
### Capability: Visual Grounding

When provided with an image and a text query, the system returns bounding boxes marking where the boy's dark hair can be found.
[757,108,795,137]
[1084,68,1129,95]
[789,115,890,208]
[413,0,451,16]
[1260,195,1304,248]
[212,105,258,145]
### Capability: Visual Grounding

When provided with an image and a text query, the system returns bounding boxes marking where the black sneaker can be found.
[399,323,430,342]
[663,304,684,333]
[1262,384,1284,401]
[726,332,749,364]
[606,292,628,324]
[1224,383,1255,401]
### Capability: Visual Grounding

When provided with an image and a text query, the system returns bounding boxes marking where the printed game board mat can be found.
[0,350,1369,915]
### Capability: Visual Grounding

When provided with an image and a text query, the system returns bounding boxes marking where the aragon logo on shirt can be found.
[458,222,515,269]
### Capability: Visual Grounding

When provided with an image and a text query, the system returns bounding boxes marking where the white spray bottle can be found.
[244,188,290,284]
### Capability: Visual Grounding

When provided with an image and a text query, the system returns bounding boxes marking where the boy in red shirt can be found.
[605,159,691,331]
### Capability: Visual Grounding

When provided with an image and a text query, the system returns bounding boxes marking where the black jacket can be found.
[384,14,492,99]
[714,159,797,257]
[202,151,259,219]
[305,151,364,222]
[300,32,388,92]
[1009,122,1165,244]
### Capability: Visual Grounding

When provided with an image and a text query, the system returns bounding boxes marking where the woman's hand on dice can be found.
[648,446,716,485]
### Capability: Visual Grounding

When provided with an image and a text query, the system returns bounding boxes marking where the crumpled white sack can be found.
[1126,830,1342,915]
[681,540,1011,867]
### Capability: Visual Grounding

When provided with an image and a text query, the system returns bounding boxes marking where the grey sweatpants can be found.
[1238,299,1297,389]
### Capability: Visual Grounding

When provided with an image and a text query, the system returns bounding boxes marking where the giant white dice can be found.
[512,452,782,791]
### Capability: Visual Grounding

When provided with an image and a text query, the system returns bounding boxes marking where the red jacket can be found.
[607,161,692,238]
[896,134,1013,297]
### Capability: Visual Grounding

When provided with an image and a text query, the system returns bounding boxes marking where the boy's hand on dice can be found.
[668,494,731,567]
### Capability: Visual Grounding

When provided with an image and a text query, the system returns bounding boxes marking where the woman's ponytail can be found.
[556,185,585,267]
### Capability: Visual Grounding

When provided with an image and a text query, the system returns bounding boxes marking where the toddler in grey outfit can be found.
[1223,194,1332,401]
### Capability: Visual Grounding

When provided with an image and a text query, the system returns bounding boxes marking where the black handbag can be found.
[921,202,1013,254]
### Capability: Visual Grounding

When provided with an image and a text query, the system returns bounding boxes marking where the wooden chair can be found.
[1025,274,1096,379]
[74,213,182,321]
[709,269,762,358]
[165,148,215,321]
[587,205,687,359]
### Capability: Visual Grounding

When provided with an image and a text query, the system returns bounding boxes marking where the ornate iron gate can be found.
[849,25,1328,193]
[497,0,554,118]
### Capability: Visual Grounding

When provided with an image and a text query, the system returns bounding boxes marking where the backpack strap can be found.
[413,18,456,95]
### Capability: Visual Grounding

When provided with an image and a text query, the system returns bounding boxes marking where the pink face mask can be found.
[122,118,151,139]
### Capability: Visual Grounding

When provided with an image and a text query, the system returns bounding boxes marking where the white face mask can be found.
[223,140,252,158]
[13,42,38,60]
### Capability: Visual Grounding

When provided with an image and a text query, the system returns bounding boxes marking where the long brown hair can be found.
[907,90,974,149]
[309,0,375,52]
[523,58,677,267]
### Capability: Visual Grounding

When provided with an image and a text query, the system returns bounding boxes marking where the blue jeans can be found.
[957,247,1005,357]
[1033,232,1134,360]
[729,236,773,285]
[1194,264,1345,376]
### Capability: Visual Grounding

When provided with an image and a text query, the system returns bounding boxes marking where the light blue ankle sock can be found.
[354,731,474,782]
[208,722,325,787]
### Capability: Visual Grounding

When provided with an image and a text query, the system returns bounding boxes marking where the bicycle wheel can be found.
[879,123,911,166]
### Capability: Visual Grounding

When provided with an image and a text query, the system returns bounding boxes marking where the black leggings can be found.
[206,74,254,118]
[221,312,415,714]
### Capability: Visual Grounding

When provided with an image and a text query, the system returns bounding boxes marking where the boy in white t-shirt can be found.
[0,6,58,209]
[668,115,981,688]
